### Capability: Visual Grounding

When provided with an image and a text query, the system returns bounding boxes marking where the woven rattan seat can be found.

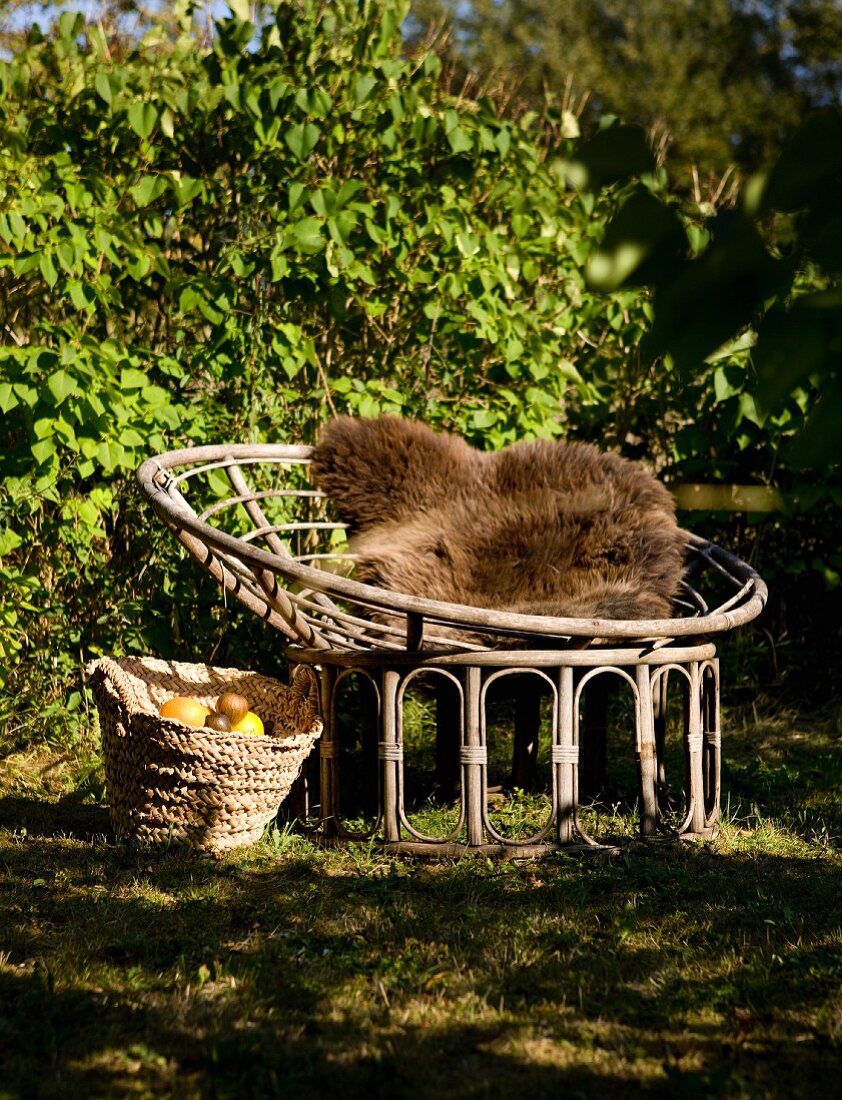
[137,443,767,855]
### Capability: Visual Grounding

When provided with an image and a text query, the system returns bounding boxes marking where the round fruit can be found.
[231,710,264,736]
[158,697,211,727]
[204,712,233,733]
[215,692,250,726]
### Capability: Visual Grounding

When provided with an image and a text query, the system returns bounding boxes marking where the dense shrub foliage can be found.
[0,1,838,745]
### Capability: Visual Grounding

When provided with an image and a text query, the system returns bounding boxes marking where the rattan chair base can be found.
[290,642,723,856]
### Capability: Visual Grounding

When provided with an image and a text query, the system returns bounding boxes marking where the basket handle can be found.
[86,657,143,711]
[291,665,318,703]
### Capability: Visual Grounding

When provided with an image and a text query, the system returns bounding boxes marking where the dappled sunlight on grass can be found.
[1,704,840,1097]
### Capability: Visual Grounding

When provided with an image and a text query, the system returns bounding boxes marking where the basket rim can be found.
[88,655,323,744]
[137,443,768,645]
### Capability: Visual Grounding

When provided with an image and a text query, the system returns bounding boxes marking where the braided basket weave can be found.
[88,657,322,851]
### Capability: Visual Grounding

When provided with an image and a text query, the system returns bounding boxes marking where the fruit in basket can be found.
[231,710,265,736]
[215,692,250,726]
[204,711,233,732]
[158,696,211,727]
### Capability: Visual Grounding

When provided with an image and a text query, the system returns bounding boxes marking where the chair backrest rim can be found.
[137,444,769,646]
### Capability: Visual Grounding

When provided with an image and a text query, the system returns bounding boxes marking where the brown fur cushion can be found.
[311,416,687,623]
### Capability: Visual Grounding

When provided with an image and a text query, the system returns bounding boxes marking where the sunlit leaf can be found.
[285,122,320,160]
[127,102,158,140]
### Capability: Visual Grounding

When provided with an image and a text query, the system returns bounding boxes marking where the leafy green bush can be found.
[0,0,648,738]
[0,1,838,746]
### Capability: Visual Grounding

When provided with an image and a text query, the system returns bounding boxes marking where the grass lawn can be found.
[1,702,840,1099]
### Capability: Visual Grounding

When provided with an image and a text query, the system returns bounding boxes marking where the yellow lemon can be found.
[158,696,211,727]
[231,710,264,736]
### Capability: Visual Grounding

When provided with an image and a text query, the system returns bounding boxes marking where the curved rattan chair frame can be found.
[137,443,768,856]
[137,443,767,653]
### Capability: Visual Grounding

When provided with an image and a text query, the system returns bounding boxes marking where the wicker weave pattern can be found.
[89,656,322,851]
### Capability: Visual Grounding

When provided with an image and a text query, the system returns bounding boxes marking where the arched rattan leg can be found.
[463,667,486,847]
[635,665,658,837]
[653,670,669,809]
[319,664,339,839]
[678,662,710,838]
[703,658,721,831]
[380,669,402,844]
[556,666,576,845]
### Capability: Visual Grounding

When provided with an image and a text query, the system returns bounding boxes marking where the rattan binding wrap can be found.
[89,657,322,851]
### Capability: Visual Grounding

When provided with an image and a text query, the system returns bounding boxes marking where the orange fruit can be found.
[158,696,211,727]
[231,710,264,736]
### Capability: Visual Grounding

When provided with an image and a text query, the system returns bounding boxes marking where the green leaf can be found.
[456,232,480,258]
[160,108,175,139]
[295,86,332,117]
[285,122,320,160]
[335,180,364,208]
[327,211,357,246]
[198,298,224,324]
[130,175,168,207]
[179,286,202,313]
[8,212,27,244]
[173,176,204,207]
[288,181,308,212]
[447,126,473,155]
[472,409,498,429]
[47,369,76,405]
[96,440,126,472]
[31,438,57,465]
[39,254,58,288]
[310,189,332,217]
[269,248,289,281]
[0,527,23,556]
[353,74,378,106]
[120,368,148,390]
[127,102,158,141]
[68,281,95,311]
[0,383,19,413]
[586,187,685,291]
[289,217,324,254]
[714,366,743,402]
[57,11,84,42]
[95,71,113,106]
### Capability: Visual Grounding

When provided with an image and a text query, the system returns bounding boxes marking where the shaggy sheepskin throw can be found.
[311,416,686,622]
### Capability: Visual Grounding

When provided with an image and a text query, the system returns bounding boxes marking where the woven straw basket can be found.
[88,656,322,851]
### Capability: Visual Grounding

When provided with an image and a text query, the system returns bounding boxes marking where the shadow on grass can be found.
[0,792,112,843]
[1,707,840,1098]
[1,827,840,1098]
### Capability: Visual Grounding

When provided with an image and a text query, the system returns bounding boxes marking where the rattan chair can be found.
[137,444,767,856]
